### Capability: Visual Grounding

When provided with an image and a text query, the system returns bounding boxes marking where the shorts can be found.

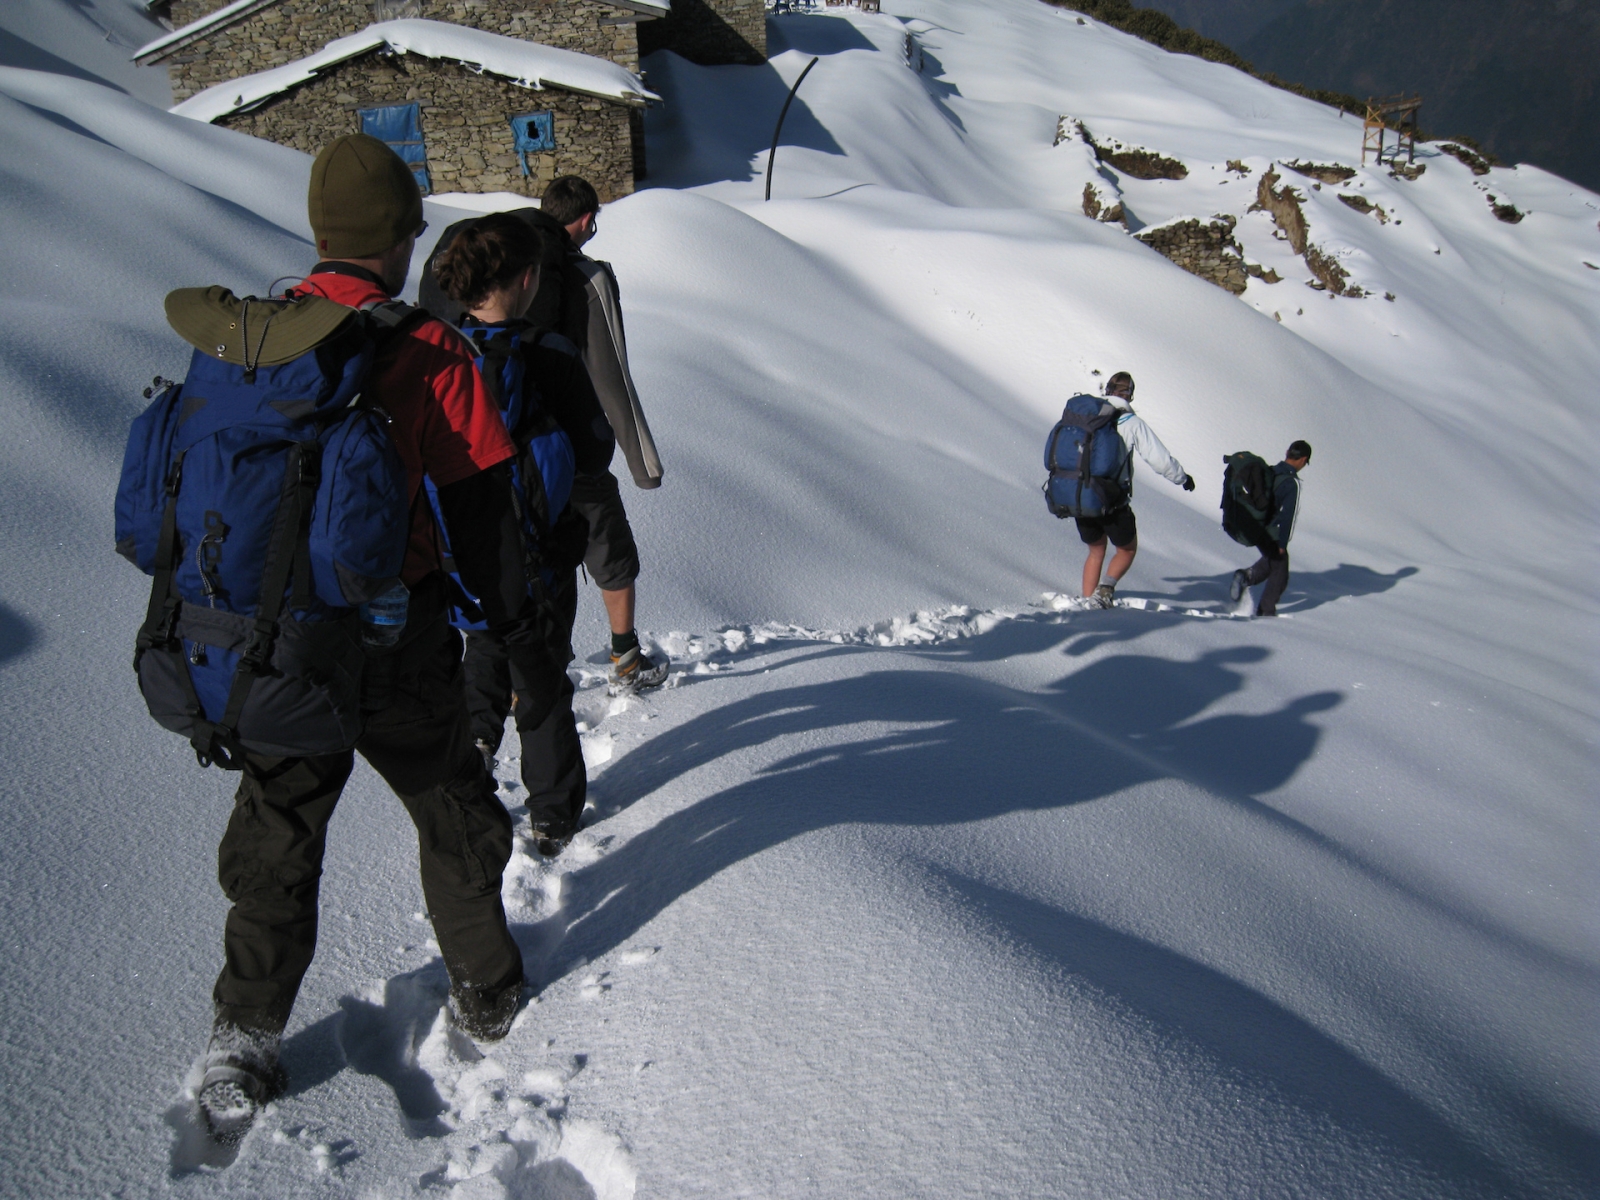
[567,470,641,591]
[1075,506,1137,549]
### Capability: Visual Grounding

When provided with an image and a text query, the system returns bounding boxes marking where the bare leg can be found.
[601,583,635,637]
[1082,540,1108,597]
[1106,537,1138,584]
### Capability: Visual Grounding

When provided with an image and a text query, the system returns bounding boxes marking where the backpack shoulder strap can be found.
[360,298,426,332]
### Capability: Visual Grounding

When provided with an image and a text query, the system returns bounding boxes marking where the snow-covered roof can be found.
[134,0,280,64]
[167,19,660,123]
[135,1,670,65]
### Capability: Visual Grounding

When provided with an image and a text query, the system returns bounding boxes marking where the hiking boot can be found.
[529,822,576,858]
[198,1024,287,1145]
[448,979,525,1043]
[1229,569,1249,602]
[1091,583,1116,609]
[609,645,668,695]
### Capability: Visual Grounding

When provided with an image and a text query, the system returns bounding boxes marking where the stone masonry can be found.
[218,53,638,200]
[156,1,652,101]
[149,1,652,197]
[1135,216,1250,295]
[638,0,765,66]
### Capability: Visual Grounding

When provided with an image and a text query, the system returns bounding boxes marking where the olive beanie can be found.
[307,134,423,258]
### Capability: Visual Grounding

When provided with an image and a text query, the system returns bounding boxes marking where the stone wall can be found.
[1135,216,1249,295]
[218,53,638,200]
[158,0,648,100]
[638,0,765,66]
[1252,167,1308,254]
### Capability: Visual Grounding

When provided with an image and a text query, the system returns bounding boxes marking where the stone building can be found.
[638,0,766,66]
[138,0,671,96]
[138,0,767,88]
[143,17,659,200]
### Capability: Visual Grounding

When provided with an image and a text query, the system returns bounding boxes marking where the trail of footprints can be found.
[176,595,1191,1185]
[363,741,649,1199]
[169,712,654,1195]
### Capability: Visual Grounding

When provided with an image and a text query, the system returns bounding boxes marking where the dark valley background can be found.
[1134,0,1598,191]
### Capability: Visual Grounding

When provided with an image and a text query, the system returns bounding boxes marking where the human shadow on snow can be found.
[538,636,1584,1194]
[1160,563,1420,615]
[0,602,39,670]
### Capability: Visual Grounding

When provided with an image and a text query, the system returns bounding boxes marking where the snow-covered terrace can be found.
[156,18,660,124]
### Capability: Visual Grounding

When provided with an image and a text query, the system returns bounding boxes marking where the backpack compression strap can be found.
[206,441,322,768]
[134,442,322,769]
[134,450,189,666]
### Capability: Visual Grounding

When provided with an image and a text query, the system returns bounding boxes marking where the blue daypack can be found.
[425,322,577,631]
[1043,394,1128,519]
[115,288,414,767]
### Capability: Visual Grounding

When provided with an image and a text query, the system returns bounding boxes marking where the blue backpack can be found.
[1043,394,1129,518]
[426,322,577,631]
[115,288,413,768]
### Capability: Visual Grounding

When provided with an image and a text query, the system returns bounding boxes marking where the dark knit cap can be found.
[307,134,423,258]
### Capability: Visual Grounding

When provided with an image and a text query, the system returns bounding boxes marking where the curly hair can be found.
[431,212,544,308]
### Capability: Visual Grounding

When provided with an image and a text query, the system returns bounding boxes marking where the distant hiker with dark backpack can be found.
[420,175,668,695]
[116,134,562,1142]
[429,213,617,855]
[1043,371,1194,607]
[1224,440,1311,617]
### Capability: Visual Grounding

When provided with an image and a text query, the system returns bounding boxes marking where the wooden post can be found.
[1362,95,1422,166]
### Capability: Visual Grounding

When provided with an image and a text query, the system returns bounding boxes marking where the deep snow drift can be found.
[0,0,1595,1196]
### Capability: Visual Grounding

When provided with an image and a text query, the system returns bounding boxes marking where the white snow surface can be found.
[170,18,659,124]
[1,1,1597,1197]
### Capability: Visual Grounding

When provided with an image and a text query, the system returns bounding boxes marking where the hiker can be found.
[1050,371,1194,608]
[1230,440,1311,616]
[420,175,667,694]
[430,212,617,853]
[120,135,566,1137]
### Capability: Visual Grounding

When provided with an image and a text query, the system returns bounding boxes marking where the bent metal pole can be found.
[765,56,821,202]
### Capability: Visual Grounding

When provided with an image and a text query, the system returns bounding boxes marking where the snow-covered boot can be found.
[1091,583,1116,609]
[197,1024,287,1146]
[449,978,525,1043]
[1229,569,1249,602]
[609,644,668,695]
[529,821,576,858]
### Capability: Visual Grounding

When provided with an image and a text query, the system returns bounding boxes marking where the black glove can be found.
[1181,474,1196,492]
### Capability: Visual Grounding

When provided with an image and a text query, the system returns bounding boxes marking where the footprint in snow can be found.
[421,1057,638,1200]
[335,968,458,1136]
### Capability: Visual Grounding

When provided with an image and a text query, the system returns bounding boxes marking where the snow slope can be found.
[0,0,1595,1196]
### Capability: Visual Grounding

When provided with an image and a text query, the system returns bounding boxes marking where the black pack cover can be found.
[1220,451,1274,545]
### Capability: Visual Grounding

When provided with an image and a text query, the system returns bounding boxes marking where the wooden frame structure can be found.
[1362,94,1422,166]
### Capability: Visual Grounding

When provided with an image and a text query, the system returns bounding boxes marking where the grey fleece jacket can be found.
[570,254,663,490]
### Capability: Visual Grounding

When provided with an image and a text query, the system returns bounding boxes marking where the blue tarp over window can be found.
[509,111,555,177]
[360,102,430,194]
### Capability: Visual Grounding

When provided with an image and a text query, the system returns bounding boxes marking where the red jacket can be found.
[295,266,514,585]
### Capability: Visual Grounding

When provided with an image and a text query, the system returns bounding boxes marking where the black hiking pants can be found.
[1246,545,1290,616]
[212,583,523,1036]
[463,568,585,836]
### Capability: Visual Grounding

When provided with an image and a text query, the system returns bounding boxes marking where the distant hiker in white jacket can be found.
[1079,371,1194,607]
